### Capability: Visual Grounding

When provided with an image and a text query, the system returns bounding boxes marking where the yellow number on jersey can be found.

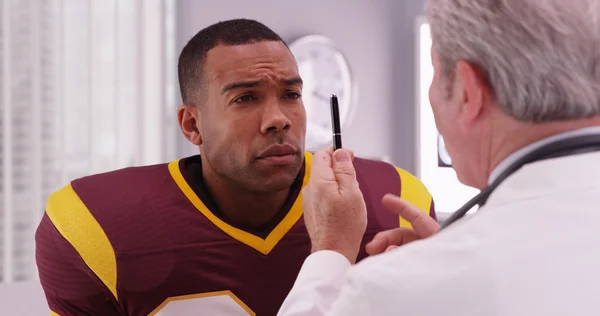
[149,290,255,316]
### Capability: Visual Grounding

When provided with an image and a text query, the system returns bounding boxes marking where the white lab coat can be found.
[278,150,600,316]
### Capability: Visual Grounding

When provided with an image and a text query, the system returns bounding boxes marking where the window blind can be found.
[0,0,175,283]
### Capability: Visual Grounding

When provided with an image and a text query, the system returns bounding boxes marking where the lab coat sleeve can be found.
[277,250,359,315]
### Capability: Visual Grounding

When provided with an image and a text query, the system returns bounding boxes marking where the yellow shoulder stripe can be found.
[45,184,118,301]
[50,311,60,316]
[394,167,432,228]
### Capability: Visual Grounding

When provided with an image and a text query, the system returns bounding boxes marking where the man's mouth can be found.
[257,144,298,166]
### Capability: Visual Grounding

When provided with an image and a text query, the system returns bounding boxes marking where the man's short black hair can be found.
[178,18,286,106]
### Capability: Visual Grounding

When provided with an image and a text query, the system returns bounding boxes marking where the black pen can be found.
[330,94,342,150]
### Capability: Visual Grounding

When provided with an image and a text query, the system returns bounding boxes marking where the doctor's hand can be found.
[365,194,440,255]
[302,147,367,264]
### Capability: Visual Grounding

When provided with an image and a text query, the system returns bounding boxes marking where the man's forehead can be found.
[204,41,298,80]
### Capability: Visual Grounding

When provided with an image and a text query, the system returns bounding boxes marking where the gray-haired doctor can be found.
[277,0,600,315]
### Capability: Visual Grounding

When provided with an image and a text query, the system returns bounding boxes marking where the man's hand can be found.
[365,194,440,255]
[302,147,367,264]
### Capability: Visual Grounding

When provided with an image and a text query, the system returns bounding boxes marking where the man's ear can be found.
[178,105,202,146]
[455,60,491,123]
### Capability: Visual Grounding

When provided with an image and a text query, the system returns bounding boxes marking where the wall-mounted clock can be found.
[288,35,355,152]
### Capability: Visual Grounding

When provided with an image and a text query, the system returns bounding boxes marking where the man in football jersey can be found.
[35,19,436,316]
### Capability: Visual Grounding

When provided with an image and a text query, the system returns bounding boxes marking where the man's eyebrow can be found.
[221,80,264,94]
[221,77,303,94]
[283,76,303,86]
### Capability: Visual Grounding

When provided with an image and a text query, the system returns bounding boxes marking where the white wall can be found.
[174,0,426,172]
[0,282,47,314]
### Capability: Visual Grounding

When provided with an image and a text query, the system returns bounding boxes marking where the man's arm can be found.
[36,189,123,316]
[278,148,443,315]
[279,196,442,315]
[279,237,487,316]
[278,251,383,316]
[277,251,356,316]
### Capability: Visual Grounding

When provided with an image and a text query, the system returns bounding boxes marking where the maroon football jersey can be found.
[36,152,434,316]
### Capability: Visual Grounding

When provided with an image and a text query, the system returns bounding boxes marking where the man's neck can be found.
[200,162,292,232]
[486,116,600,184]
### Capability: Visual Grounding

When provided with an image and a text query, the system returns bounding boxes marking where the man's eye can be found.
[235,95,256,103]
[286,92,301,99]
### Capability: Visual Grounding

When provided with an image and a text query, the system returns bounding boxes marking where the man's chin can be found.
[246,157,303,192]
[253,174,298,193]
[247,167,301,193]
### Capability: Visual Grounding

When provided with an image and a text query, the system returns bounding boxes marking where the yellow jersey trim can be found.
[149,290,255,315]
[168,152,312,255]
[45,184,118,301]
[395,167,432,228]
[148,291,256,316]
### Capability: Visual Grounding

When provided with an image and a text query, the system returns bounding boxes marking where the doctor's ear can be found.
[178,105,203,146]
[456,60,492,122]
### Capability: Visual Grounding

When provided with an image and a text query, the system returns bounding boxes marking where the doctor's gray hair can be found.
[425,0,600,122]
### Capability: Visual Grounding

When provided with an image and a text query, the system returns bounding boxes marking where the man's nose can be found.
[260,102,292,134]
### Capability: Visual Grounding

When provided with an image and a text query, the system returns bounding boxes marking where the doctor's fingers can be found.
[381,194,440,238]
[331,149,359,193]
[365,228,420,256]
[310,148,355,180]
[386,245,399,252]
[309,148,334,179]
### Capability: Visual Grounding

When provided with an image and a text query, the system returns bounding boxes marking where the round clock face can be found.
[289,35,354,151]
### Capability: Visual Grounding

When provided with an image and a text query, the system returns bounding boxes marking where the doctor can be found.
[278,0,600,315]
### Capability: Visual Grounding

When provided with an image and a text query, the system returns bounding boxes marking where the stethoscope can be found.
[440,134,600,229]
